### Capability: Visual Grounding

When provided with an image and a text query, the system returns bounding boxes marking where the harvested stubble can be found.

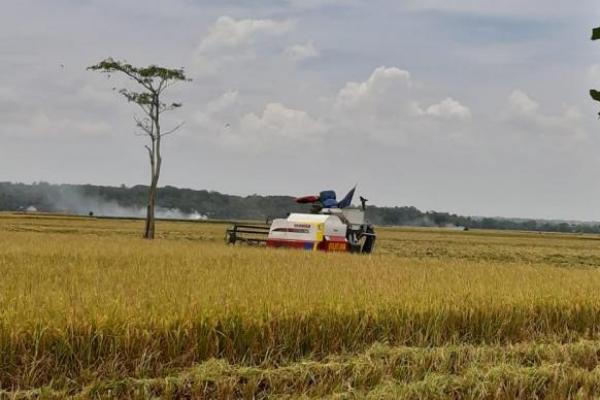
[2,214,600,398]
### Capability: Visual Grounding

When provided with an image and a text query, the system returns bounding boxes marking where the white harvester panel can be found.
[323,215,347,240]
[267,213,348,251]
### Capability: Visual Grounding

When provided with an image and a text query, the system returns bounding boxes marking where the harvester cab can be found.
[225,187,376,254]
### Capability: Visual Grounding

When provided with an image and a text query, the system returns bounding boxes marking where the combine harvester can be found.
[225,188,376,253]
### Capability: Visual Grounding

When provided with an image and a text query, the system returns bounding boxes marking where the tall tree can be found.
[88,58,189,239]
[590,28,600,115]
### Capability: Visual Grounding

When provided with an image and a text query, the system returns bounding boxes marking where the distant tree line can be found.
[2,182,600,234]
[365,205,600,234]
[0,182,310,220]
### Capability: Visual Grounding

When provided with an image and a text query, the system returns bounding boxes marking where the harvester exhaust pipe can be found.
[359,196,368,211]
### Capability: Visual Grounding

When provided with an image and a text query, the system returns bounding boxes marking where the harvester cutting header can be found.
[226,187,376,253]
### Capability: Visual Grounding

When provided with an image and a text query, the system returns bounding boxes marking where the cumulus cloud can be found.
[194,91,325,151]
[334,67,419,114]
[508,90,539,115]
[197,16,294,52]
[284,42,319,62]
[241,103,325,140]
[426,98,472,120]
[330,66,471,143]
[220,103,326,150]
[204,90,241,116]
[194,66,473,149]
[193,90,241,132]
[506,90,585,139]
[193,16,294,75]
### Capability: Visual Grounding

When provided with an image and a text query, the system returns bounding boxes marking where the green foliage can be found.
[88,58,189,116]
[118,89,153,105]
[87,58,188,87]
[593,27,600,40]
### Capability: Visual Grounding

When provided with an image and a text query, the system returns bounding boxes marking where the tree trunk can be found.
[143,95,163,240]
[144,177,157,239]
[144,138,158,239]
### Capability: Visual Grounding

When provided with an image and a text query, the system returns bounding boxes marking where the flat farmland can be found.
[2,213,600,399]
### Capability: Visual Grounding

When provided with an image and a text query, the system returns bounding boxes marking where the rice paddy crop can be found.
[2,213,600,399]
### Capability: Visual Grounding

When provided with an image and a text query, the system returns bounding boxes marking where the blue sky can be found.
[1,0,600,220]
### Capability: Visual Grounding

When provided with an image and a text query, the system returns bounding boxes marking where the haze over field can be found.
[1,1,599,220]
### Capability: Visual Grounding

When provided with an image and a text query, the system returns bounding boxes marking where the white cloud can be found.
[195,67,473,149]
[426,98,472,120]
[192,91,240,128]
[193,90,241,131]
[241,103,325,140]
[204,90,240,115]
[193,16,294,75]
[506,90,586,139]
[220,103,326,150]
[508,90,539,115]
[334,67,417,113]
[197,16,294,53]
[330,66,471,143]
[194,92,325,151]
[284,42,319,62]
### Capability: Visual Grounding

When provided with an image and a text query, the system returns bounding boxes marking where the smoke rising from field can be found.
[47,186,207,220]
[406,216,435,227]
[403,216,463,230]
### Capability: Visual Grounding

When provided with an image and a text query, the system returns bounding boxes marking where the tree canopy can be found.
[87,58,188,121]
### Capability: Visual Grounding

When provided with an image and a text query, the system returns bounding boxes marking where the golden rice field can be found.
[3,213,600,399]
